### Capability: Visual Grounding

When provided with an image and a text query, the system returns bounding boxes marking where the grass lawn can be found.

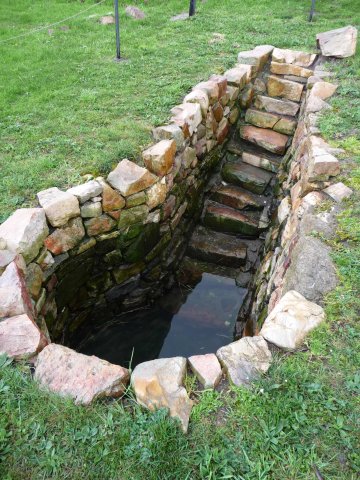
[0,0,359,221]
[0,1,359,479]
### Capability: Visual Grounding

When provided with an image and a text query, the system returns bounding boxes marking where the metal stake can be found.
[308,0,316,22]
[114,0,121,59]
[189,0,196,17]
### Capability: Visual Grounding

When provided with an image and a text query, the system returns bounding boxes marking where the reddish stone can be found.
[216,118,230,144]
[240,125,288,155]
[0,258,34,319]
[209,74,228,98]
[0,313,48,360]
[44,217,85,255]
[101,181,125,212]
[84,214,116,237]
[212,102,224,122]
[188,353,223,388]
[35,344,130,405]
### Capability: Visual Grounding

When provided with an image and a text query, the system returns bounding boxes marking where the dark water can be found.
[78,271,247,368]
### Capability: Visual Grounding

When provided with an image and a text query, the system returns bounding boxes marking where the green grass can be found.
[1,1,360,479]
[0,0,359,221]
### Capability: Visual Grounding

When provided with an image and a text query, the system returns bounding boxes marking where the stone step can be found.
[244,109,297,135]
[211,184,265,210]
[239,125,289,155]
[221,162,273,194]
[203,203,261,236]
[267,75,304,102]
[187,226,247,267]
[227,141,282,173]
[254,95,300,117]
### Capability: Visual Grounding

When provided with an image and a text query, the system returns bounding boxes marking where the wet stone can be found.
[204,204,260,236]
[242,151,281,173]
[187,226,247,267]
[221,162,273,194]
[211,184,264,210]
[84,214,116,237]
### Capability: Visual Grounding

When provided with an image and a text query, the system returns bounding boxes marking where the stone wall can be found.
[0,46,271,346]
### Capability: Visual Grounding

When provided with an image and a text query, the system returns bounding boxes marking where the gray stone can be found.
[80,201,102,218]
[68,180,103,204]
[125,6,145,19]
[0,208,49,263]
[216,336,271,387]
[323,182,353,202]
[316,26,357,58]
[37,187,80,227]
[282,235,338,303]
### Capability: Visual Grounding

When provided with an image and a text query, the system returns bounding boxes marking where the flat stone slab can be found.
[212,184,265,210]
[217,336,271,387]
[316,26,357,58]
[260,290,325,350]
[35,344,130,404]
[270,61,313,78]
[187,226,247,267]
[0,313,48,360]
[131,357,193,432]
[323,182,353,202]
[267,76,304,102]
[204,204,260,236]
[188,354,223,389]
[237,45,274,69]
[254,95,299,116]
[0,208,49,264]
[222,162,273,194]
[240,125,288,155]
[271,47,316,67]
[107,159,158,197]
[37,187,80,228]
[245,109,297,135]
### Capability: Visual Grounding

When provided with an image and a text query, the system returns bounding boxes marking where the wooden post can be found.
[189,0,196,17]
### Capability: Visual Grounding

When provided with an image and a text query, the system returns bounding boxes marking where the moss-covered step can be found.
[221,162,273,194]
[211,184,265,210]
[187,226,247,267]
[203,203,261,236]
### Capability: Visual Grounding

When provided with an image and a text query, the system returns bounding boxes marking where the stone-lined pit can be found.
[0,25,357,432]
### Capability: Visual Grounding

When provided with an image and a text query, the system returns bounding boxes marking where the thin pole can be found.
[308,0,316,22]
[114,0,120,59]
[189,0,196,17]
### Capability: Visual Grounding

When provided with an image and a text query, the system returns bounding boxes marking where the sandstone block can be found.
[171,103,202,135]
[184,89,209,116]
[245,108,279,129]
[143,140,177,177]
[216,118,229,144]
[209,74,228,98]
[188,353,222,389]
[323,182,353,202]
[224,66,249,88]
[267,76,304,102]
[260,290,325,350]
[240,125,288,154]
[146,179,167,210]
[153,124,185,150]
[98,178,126,211]
[272,48,316,67]
[0,314,48,360]
[0,250,16,275]
[0,259,34,319]
[35,344,129,404]
[270,62,313,78]
[237,45,274,69]
[194,81,219,104]
[316,26,357,58]
[84,214,116,237]
[107,159,157,197]
[37,187,80,227]
[131,357,193,432]
[80,201,102,218]
[254,95,299,116]
[0,208,49,263]
[44,217,85,255]
[216,336,271,387]
[67,180,103,203]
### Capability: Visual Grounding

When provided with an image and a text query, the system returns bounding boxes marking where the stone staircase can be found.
[185,71,307,282]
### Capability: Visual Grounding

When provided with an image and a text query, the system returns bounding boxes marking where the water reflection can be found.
[78,269,247,368]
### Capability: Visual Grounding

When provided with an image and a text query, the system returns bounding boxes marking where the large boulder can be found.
[316,26,357,58]
[0,208,49,263]
[281,235,338,303]
[37,187,80,227]
[35,344,129,404]
[0,314,48,360]
[216,336,271,387]
[260,290,325,350]
[131,357,193,432]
